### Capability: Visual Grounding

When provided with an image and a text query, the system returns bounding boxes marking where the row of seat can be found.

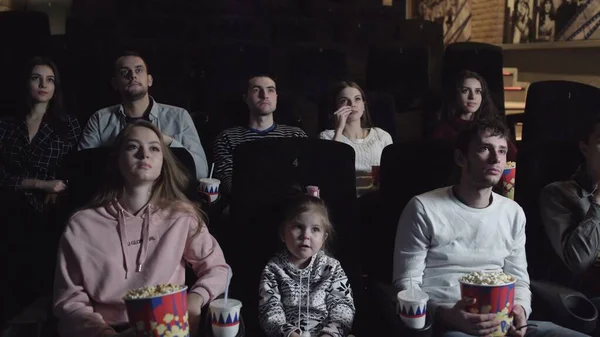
[66,15,423,46]
[70,0,405,23]
[0,11,506,142]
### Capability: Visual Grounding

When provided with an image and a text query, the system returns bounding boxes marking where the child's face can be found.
[282,211,328,268]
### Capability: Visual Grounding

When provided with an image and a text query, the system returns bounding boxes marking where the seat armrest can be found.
[531,279,598,334]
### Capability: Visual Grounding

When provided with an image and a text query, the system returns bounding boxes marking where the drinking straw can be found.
[409,275,414,297]
[224,266,232,304]
[209,163,215,179]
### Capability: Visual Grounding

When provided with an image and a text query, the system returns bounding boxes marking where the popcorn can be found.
[123,284,184,300]
[459,271,515,286]
[505,161,516,169]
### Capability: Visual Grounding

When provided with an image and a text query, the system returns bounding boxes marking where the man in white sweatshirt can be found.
[393,119,586,336]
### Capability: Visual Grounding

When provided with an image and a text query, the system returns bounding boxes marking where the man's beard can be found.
[124,86,148,101]
[467,164,500,188]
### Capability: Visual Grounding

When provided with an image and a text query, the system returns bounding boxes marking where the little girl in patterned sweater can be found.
[258,194,355,337]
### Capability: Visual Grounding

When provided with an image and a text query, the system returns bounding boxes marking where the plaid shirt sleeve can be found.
[0,164,24,189]
[0,120,24,189]
[0,115,82,190]
[66,115,82,151]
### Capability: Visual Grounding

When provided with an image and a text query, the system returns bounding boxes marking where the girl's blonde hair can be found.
[279,194,335,253]
[88,120,206,227]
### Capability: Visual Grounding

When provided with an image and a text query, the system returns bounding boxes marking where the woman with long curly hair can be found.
[430,70,517,162]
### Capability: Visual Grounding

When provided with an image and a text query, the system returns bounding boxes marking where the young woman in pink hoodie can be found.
[53,121,229,337]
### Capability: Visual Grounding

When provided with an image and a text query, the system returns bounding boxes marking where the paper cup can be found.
[209,299,242,337]
[501,164,516,200]
[460,280,516,336]
[199,178,221,203]
[397,289,429,329]
[124,286,189,337]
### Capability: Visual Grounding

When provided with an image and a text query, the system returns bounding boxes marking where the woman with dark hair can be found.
[0,57,81,327]
[430,70,517,161]
[319,81,393,178]
[54,121,229,337]
[435,70,499,129]
[0,56,81,212]
[538,0,556,41]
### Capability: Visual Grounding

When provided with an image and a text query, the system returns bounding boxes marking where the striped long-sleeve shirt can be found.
[212,124,307,194]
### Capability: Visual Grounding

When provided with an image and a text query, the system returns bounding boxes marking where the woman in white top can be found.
[319,81,393,177]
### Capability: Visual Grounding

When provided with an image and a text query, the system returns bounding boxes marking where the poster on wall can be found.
[414,0,471,44]
[536,0,557,41]
[504,0,600,43]
[504,0,536,43]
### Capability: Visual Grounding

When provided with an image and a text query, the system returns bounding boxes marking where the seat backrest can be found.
[228,137,361,334]
[365,140,455,283]
[63,148,111,211]
[275,93,320,138]
[271,18,333,47]
[280,45,349,103]
[522,80,600,146]
[442,42,505,113]
[0,11,50,40]
[515,141,583,286]
[171,147,197,183]
[202,41,278,101]
[366,44,430,114]
[396,19,444,91]
[207,16,271,42]
[365,91,397,140]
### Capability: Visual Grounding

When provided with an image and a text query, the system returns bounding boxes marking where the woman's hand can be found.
[333,106,352,141]
[39,180,67,193]
[187,293,204,337]
[333,106,352,133]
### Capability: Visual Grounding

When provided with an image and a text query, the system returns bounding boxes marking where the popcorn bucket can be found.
[124,286,190,337]
[460,280,516,336]
[501,163,516,200]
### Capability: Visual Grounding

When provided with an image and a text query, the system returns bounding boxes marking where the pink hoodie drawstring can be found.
[137,206,151,272]
[117,203,152,278]
[117,208,130,279]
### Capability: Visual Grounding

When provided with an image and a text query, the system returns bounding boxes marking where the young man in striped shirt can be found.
[213,75,307,194]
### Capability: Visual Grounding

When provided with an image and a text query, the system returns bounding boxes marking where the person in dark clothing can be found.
[0,57,81,329]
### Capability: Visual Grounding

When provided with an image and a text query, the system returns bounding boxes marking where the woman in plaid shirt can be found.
[0,57,81,211]
[0,57,81,325]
